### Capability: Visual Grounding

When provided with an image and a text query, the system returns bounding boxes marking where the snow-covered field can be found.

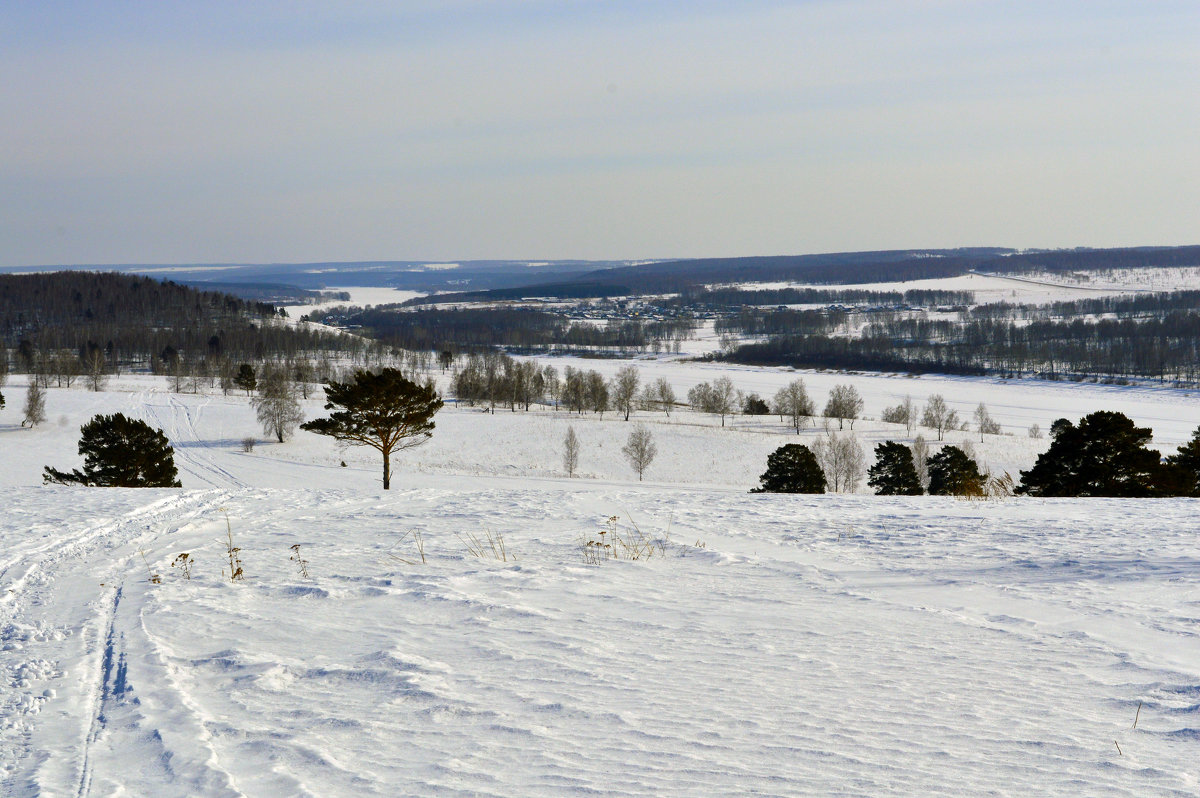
[729,268,1197,305]
[1002,266,1200,295]
[2,370,1200,796]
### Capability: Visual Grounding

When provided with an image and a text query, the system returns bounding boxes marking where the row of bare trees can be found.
[447,355,1014,442]
[881,394,1004,441]
[331,305,698,356]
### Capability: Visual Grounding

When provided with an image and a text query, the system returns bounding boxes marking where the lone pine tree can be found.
[43,413,181,487]
[234,363,257,395]
[301,368,443,490]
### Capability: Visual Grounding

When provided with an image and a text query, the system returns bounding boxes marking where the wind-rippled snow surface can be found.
[2,376,1200,795]
[3,487,1199,796]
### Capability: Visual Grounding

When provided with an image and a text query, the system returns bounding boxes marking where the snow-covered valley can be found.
[2,370,1199,795]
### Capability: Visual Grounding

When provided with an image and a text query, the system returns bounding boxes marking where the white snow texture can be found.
[2,367,1199,796]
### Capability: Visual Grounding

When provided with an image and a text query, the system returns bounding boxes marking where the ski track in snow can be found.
[0,489,234,796]
[1,375,1200,795]
[153,393,246,489]
[3,487,1198,796]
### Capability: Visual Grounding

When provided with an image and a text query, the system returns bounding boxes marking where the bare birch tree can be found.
[253,364,305,443]
[823,384,864,430]
[773,379,815,434]
[813,425,866,493]
[921,394,960,441]
[648,377,676,416]
[563,426,580,477]
[910,435,930,491]
[22,380,46,427]
[621,425,657,481]
[973,402,1002,440]
[610,365,640,421]
[881,395,916,434]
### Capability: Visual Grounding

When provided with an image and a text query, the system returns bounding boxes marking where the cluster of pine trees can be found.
[753,410,1200,498]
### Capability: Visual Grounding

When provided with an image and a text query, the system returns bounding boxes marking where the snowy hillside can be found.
[2,373,1200,795]
[727,268,1193,307]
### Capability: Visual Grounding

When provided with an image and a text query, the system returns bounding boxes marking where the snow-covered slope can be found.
[729,266,1200,306]
[2,373,1199,796]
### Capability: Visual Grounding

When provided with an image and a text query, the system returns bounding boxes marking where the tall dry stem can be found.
[140,550,162,584]
[222,509,244,582]
[389,529,427,565]
[458,529,511,561]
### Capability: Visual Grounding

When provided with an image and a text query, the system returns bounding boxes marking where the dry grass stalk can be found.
[140,550,162,584]
[957,470,1016,502]
[388,529,427,565]
[222,509,244,582]
[289,543,310,579]
[580,513,680,564]
[171,553,193,580]
[458,529,511,561]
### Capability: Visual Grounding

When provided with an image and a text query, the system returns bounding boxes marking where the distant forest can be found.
[330,287,975,354]
[320,306,696,355]
[663,286,975,308]
[177,280,351,305]
[0,271,365,376]
[405,245,1200,305]
[720,294,1200,383]
[10,248,1200,389]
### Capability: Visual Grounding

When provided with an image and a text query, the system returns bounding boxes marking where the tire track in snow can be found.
[0,492,222,627]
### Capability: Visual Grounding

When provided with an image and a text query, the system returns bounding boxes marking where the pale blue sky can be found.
[2,1,1197,265]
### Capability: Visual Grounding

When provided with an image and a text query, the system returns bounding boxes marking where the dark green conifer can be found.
[928,445,984,496]
[44,413,181,487]
[867,441,924,495]
[751,443,826,494]
[301,368,443,490]
[1018,411,1162,497]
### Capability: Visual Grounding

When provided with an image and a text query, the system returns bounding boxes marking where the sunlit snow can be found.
[2,369,1198,796]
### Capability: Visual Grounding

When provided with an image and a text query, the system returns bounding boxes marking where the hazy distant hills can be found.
[405,245,1200,304]
[6,245,1199,305]
[0,260,626,294]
